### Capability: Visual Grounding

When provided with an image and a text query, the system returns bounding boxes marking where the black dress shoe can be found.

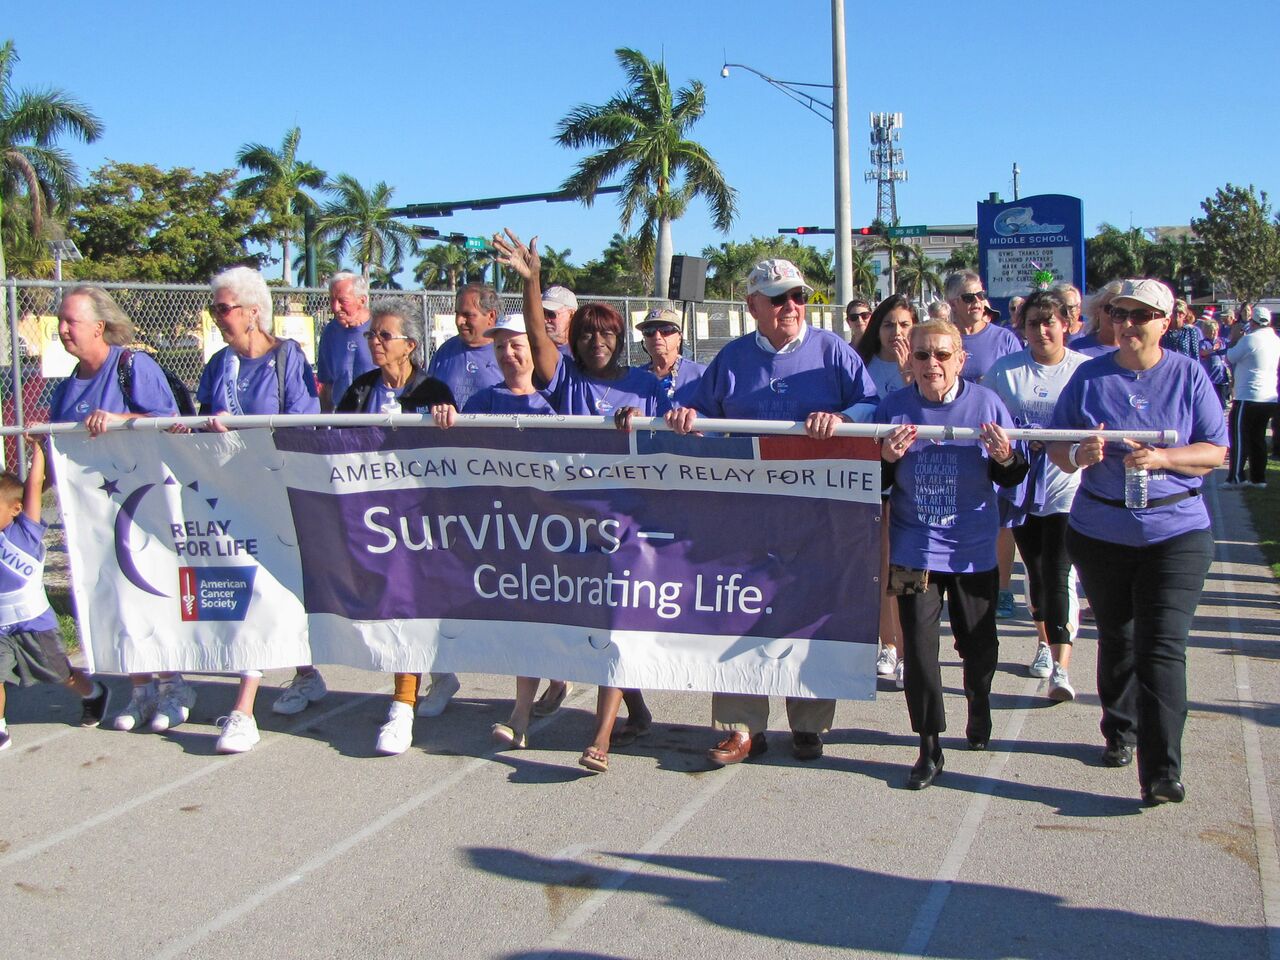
[1102,741,1134,767]
[967,735,989,751]
[792,731,823,761]
[1143,778,1186,806]
[907,747,944,790]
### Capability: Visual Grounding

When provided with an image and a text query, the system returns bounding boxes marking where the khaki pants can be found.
[711,693,835,736]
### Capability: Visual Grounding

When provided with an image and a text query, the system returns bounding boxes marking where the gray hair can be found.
[211,266,273,328]
[925,299,952,321]
[944,270,984,301]
[1051,283,1081,301]
[457,283,500,317]
[371,297,425,347]
[63,284,134,345]
[329,271,369,299]
[1086,279,1124,334]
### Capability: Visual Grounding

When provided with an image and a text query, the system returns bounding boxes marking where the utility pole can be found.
[1012,162,1021,201]
[831,0,853,307]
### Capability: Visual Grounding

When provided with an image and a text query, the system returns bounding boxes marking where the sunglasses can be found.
[209,303,244,319]
[364,330,411,342]
[959,291,987,304]
[641,325,681,337]
[1108,307,1164,325]
[912,349,955,362]
[847,310,871,321]
[766,290,809,306]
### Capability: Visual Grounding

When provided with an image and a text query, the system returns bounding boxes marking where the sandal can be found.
[532,681,571,717]
[491,723,528,750]
[578,745,609,773]
[609,720,652,747]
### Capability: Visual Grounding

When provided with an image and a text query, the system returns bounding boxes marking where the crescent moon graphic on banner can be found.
[114,484,168,597]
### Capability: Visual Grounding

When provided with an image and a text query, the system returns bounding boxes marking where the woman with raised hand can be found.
[1049,279,1226,806]
[49,285,182,733]
[876,319,1027,790]
[492,229,657,774]
[194,266,322,754]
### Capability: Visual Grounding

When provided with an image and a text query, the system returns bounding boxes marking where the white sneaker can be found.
[149,679,196,732]
[1029,644,1054,679]
[215,711,260,753]
[1048,664,1076,701]
[375,701,414,756]
[894,658,905,690]
[416,672,460,718]
[113,682,158,732]
[271,670,328,715]
[876,645,899,676]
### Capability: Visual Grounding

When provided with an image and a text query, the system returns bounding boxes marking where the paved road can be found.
[2,474,1278,959]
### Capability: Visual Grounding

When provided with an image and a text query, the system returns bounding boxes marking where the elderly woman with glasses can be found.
[876,319,1027,790]
[191,266,323,754]
[635,305,706,412]
[1049,279,1227,806]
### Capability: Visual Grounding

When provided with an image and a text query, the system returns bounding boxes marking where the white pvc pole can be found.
[5,413,1179,445]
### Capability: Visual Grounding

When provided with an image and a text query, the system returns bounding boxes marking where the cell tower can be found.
[865,112,907,225]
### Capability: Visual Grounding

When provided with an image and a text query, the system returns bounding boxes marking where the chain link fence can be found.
[0,279,842,465]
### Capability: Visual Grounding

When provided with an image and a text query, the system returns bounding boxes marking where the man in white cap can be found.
[667,258,878,765]
[1225,304,1280,488]
[542,285,578,349]
[636,304,706,411]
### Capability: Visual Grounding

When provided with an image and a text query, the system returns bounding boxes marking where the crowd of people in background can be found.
[2,239,1274,809]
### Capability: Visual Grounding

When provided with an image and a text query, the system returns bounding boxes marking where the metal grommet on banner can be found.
[513,415,523,432]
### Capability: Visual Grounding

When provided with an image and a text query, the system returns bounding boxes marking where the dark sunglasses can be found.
[959,292,987,304]
[847,310,872,321]
[767,290,809,307]
[913,349,955,362]
[641,325,681,337]
[1108,307,1164,325]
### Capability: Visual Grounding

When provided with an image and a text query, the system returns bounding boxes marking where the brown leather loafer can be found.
[707,731,767,766]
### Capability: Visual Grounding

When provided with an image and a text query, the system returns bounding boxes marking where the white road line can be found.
[1208,483,1280,960]
[901,675,1041,956]
[527,763,744,959]
[0,685,386,871]
[145,687,592,960]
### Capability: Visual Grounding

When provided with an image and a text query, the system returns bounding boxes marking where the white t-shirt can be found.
[1226,327,1280,403]
[867,355,908,398]
[983,348,1088,515]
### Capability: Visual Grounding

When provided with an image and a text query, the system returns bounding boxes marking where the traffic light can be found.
[855,226,884,236]
[778,226,832,235]
[447,232,467,245]
[413,226,441,239]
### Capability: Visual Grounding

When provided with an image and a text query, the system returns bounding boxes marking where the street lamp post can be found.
[722,0,853,306]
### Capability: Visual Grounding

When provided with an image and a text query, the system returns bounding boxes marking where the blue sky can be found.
[8,0,1280,279]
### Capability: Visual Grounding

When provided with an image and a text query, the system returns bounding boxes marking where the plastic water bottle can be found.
[379,392,402,415]
[1124,466,1149,509]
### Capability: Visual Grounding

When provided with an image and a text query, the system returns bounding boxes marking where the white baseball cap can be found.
[746,259,812,298]
[491,313,527,335]
[1252,305,1272,326]
[1115,278,1174,316]
[542,286,578,313]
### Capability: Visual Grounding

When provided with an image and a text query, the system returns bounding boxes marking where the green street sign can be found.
[464,236,488,251]
[886,224,927,238]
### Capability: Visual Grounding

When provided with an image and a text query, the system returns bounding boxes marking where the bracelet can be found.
[1069,443,1082,468]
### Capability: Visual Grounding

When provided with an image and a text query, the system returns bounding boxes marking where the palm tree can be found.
[315,174,417,282]
[850,248,879,299]
[1085,223,1148,290]
[943,243,978,272]
[539,244,579,289]
[897,246,944,302]
[870,232,912,295]
[291,245,340,287]
[234,126,327,282]
[556,47,736,297]
[0,40,103,280]
[414,243,463,290]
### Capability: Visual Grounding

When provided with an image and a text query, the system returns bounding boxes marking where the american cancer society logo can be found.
[179,566,256,622]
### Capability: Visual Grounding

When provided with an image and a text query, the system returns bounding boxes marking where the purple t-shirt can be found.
[0,513,57,634]
[961,322,1022,382]
[542,357,662,416]
[426,336,503,410]
[1050,350,1227,547]
[462,385,556,415]
[875,381,1016,573]
[316,319,376,405]
[197,342,320,416]
[688,327,877,421]
[643,357,707,414]
[50,346,179,423]
[1069,331,1118,359]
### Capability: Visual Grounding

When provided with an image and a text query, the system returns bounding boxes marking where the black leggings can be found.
[1228,399,1278,483]
[1012,512,1073,647]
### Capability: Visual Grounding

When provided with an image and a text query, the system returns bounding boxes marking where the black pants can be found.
[895,568,999,740]
[1012,512,1073,647]
[1228,399,1278,483]
[1067,526,1213,790]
